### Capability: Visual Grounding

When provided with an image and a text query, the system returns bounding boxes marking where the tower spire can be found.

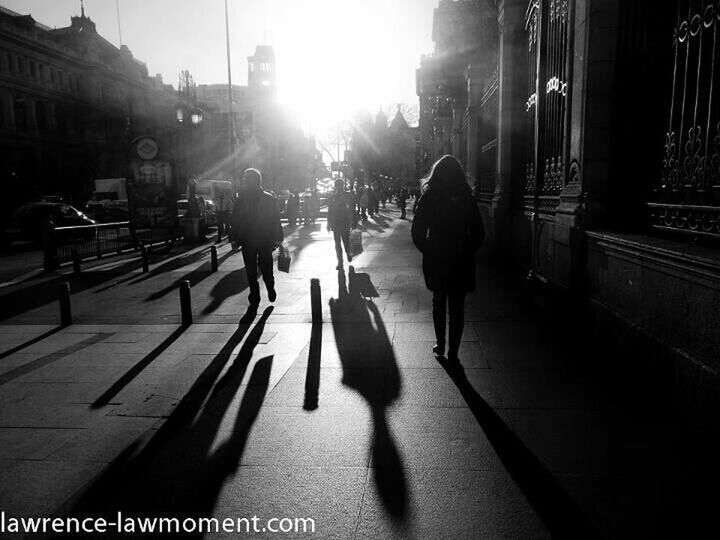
[80,0,85,17]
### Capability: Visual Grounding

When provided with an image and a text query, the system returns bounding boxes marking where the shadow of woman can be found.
[329,268,408,521]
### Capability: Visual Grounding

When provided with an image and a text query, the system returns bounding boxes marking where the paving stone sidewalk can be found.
[0,207,712,538]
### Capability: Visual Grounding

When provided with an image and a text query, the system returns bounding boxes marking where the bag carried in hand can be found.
[277,245,291,273]
[349,229,363,256]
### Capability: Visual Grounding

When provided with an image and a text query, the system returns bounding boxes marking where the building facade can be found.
[418,0,720,422]
[0,7,187,216]
[196,45,316,190]
[349,107,419,190]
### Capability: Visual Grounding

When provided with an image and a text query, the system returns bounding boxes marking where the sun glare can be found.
[266,0,417,135]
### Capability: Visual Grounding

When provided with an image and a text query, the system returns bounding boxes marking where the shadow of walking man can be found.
[329,267,408,521]
[63,307,274,537]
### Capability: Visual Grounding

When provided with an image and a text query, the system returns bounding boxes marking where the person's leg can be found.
[432,288,447,355]
[258,244,275,300]
[448,290,466,360]
[333,229,343,267]
[341,228,351,260]
[243,246,261,306]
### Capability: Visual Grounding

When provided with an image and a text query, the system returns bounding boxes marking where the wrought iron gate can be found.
[524,0,571,213]
[649,0,720,239]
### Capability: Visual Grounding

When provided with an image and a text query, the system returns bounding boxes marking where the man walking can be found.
[327,178,354,270]
[234,168,283,307]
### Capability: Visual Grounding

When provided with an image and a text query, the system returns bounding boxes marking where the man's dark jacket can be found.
[233,188,283,247]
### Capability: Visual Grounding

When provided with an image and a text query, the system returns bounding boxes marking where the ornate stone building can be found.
[349,107,419,190]
[0,7,185,214]
[418,0,720,421]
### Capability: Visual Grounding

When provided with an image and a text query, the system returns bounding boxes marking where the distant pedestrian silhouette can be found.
[411,155,484,363]
[327,178,354,270]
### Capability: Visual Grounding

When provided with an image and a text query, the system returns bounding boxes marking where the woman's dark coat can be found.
[411,185,484,293]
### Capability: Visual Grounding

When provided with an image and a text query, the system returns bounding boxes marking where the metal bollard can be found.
[310,278,322,324]
[140,245,149,273]
[210,245,218,272]
[59,281,72,327]
[179,280,192,326]
[71,250,81,274]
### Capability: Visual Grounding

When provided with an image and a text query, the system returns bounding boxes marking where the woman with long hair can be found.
[411,155,484,363]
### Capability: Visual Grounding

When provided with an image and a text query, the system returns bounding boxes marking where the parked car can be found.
[2,202,96,246]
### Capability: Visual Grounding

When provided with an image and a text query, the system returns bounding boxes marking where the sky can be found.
[2,0,438,132]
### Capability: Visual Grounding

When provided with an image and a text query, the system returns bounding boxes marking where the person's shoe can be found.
[346,253,353,262]
[268,287,277,302]
[432,343,445,356]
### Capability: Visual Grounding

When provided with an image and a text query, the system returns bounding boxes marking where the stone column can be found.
[465,64,485,180]
[451,100,465,158]
[493,0,528,244]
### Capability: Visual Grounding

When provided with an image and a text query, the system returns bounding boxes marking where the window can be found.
[50,68,55,83]
[17,56,25,74]
[13,97,27,130]
[30,61,36,78]
[35,101,47,130]
[56,105,66,134]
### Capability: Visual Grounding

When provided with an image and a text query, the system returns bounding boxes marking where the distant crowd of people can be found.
[218,156,483,364]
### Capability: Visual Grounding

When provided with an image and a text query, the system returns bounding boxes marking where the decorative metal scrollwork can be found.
[524,0,570,206]
[652,0,720,238]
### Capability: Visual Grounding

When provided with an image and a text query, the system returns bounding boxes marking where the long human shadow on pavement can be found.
[437,360,600,539]
[64,306,274,530]
[90,325,190,408]
[329,267,408,521]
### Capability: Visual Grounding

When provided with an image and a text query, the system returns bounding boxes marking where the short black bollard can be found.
[179,280,192,326]
[71,250,81,274]
[140,245,149,273]
[310,278,322,324]
[210,245,218,272]
[59,281,72,327]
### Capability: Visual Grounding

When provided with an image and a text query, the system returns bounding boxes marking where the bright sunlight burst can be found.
[263,0,431,134]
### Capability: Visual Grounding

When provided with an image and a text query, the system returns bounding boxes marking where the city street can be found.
[0,207,709,538]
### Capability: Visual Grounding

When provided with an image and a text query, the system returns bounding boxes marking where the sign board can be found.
[134,137,159,161]
[128,159,176,232]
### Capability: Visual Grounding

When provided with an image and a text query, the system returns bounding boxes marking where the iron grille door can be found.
[650,0,720,238]
[524,0,571,213]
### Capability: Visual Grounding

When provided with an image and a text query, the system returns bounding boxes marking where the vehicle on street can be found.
[85,178,129,223]
[2,202,96,246]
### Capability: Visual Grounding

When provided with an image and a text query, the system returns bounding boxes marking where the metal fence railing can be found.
[43,222,180,270]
